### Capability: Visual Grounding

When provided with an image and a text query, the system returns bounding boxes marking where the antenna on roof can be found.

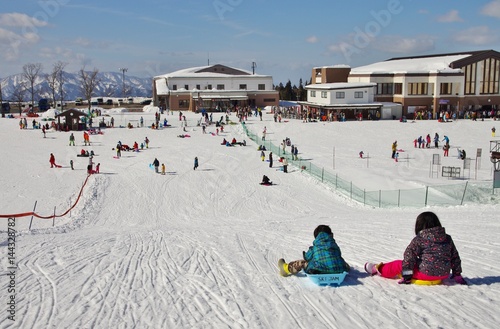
[252,61,257,75]
[208,52,210,66]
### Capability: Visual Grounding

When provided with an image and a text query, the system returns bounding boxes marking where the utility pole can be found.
[252,62,257,75]
[119,67,128,98]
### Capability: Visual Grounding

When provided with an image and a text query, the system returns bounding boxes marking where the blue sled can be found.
[307,272,348,286]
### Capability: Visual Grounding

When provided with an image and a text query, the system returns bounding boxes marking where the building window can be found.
[172,85,177,90]
[178,100,189,108]
[310,90,316,97]
[394,83,402,94]
[408,83,428,95]
[321,91,328,98]
[184,84,189,90]
[464,63,476,95]
[480,58,499,94]
[335,91,345,99]
[354,91,363,98]
[258,84,265,90]
[217,84,224,90]
[196,84,200,90]
[207,84,212,90]
[263,98,276,102]
[377,83,393,95]
[440,83,452,95]
[239,84,247,90]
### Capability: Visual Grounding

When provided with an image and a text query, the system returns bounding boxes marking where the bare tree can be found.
[22,63,43,109]
[47,61,67,110]
[11,82,27,115]
[78,67,100,113]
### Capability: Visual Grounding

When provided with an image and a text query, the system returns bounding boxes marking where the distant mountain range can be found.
[0,71,152,102]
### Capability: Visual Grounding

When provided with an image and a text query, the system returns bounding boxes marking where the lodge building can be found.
[152,64,279,112]
[304,50,500,119]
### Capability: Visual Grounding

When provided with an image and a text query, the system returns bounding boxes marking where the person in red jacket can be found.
[49,153,56,168]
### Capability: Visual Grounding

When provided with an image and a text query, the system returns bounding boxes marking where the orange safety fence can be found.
[0,174,91,219]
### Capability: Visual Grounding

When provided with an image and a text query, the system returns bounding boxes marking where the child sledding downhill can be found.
[365,211,467,285]
[279,225,350,277]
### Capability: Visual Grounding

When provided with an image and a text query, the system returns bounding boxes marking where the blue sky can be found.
[1,0,500,86]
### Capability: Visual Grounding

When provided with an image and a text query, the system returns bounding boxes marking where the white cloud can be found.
[0,27,40,61]
[437,10,463,23]
[480,1,500,18]
[372,35,436,54]
[0,12,48,28]
[306,36,318,44]
[453,26,497,45]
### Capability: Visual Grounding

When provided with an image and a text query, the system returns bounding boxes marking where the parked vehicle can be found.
[38,98,49,112]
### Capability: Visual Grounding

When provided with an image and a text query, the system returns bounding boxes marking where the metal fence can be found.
[241,122,497,208]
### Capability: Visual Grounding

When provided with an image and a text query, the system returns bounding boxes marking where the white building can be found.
[348,50,500,118]
[153,64,279,112]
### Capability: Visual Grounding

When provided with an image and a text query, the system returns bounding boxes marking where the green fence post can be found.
[379,190,381,208]
[322,168,324,182]
[461,181,468,205]
[398,189,401,207]
[363,189,366,205]
[350,182,352,200]
[335,174,338,189]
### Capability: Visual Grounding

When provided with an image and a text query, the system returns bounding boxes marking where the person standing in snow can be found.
[49,153,56,168]
[269,152,273,168]
[282,157,288,173]
[434,133,439,148]
[193,157,199,170]
[391,141,397,158]
[69,133,75,146]
[152,158,160,173]
[261,150,265,161]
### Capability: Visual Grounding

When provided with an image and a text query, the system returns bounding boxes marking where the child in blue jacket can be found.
[279,225,350,276]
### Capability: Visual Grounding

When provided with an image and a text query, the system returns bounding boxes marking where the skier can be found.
[193,157,199,170]
[359,151,364,158]
[395,152,399,162]
[70,160,74,170]
[161,163,166,175]
[282,157,288,173]
[95,163,100,174]
[261,150,265,161]
[493,127,496,137]
[42,125,46,138]
[145,137,149,148]
[279,225,350,276]
[69,133,75,146]
[269,152,273,168]
[365,211,466,285]
[152,158,160,173]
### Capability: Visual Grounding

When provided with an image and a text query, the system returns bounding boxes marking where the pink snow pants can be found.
[379,260,448,281]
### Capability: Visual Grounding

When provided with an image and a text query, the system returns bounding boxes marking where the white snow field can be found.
[1,108,500,329]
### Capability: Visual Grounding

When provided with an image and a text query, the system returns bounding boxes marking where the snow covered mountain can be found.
[0,71,152,101]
